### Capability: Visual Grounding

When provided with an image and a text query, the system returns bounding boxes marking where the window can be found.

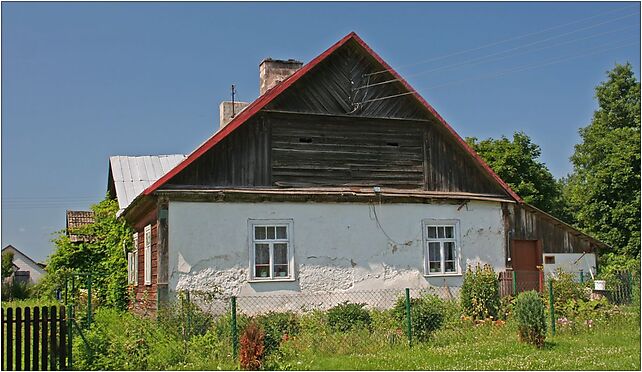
[423,220,460,275]
[249,220,294,280]
[127,252,134,284]
[132,232,139,286]
[144,225,151,285]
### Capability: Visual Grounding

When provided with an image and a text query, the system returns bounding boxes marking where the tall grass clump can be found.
[327,302,371,332]
[256,311,300,355]
[551,269,588,316]
[392,294,445,342]
[73,308,185,370]
[460,264,501,320]
[514,290,547,348]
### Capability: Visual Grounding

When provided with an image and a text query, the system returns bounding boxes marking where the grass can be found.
[7,298,635,371]
[275,310,640,370]
[1,298,61,309]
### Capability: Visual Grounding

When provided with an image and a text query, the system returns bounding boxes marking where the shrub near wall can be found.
[461,264,501,320]
[514,291,547,348]
[327,302,372,332]
[392,294,445,342]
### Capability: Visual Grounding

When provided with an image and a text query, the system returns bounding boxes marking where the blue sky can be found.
[2,2,640,261]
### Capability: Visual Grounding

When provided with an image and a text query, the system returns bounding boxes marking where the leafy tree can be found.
[38,195,133,309]
[2,251,14,279]
[466,132,571,221]
[565,63,640,259]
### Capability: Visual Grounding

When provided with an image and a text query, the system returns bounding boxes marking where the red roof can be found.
[144,32,522,202]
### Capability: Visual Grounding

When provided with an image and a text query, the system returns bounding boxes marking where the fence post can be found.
[231,296,238,360]
[67,304,73,370]
[512,270,517,296]
[186,291,192,339]
[64,276,68,305]
[548,279,555,336]
[86,273,92,327]
[539,268,544,293]
[579,270,584,284]
[627,272,633,303]
[405,288,412,347]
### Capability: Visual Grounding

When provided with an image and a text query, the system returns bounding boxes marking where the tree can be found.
[38,195,133,309]
[566,63,641,259]
[466,132,571,221]
[2,251,15,279]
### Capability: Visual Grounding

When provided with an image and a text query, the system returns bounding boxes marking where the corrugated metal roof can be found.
[110,155,185,214]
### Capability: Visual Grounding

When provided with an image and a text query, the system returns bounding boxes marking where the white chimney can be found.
[259,58,303,96]
[219,101,250,129]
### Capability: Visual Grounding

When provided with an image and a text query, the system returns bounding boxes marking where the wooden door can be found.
[511,240,541,292]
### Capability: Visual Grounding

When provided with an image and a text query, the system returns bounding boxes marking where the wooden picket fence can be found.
[2,306,69,371]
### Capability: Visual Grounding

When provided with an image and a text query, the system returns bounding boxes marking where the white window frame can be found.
[127,252,133,284]
[248,219,295,282]
[422,219,461,276]
[144,225,152,285]
[133,232,139,286]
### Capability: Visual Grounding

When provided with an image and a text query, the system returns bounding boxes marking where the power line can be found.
[356,13,639,91]
[365,5,639,77]
[422,40,638,91]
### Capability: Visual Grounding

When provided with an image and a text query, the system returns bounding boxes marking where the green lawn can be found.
[274,312,640,370]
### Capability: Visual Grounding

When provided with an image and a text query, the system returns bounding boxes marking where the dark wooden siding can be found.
[266,39,426,119]
[269,112,424,188]
[165,115,271,188]
[159,37,508,196]
[266,111,507,194]
[505,203,596,255]
[424,123,506,194]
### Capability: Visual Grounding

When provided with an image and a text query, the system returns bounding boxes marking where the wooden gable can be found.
[160,34,512,198]
[266,38,425,119]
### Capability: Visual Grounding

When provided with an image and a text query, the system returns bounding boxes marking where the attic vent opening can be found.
[386,142,399,147]
[299,137,313,143]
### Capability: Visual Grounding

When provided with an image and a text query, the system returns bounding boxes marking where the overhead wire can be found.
[347,38,636,104]
[355,12,640,91]
[423,40,638,91]
[365,4,638,77]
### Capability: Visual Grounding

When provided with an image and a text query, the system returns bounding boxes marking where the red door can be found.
[511,240,542,292]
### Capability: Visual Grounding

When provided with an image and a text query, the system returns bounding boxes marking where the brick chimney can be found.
[259,58,303,96]
[219,101,250,129]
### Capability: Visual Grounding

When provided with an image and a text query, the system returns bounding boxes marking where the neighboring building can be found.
[2,245,46,284]
[66,210,95,243]
[107,33,607,312]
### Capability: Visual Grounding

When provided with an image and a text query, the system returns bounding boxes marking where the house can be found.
[2,245,46,284]
[107,32,606,312]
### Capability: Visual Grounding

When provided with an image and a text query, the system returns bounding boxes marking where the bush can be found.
[327,302,371,332]
[239,321,265,370]
[392,294,445,342]
[461,264,501,320]
[214,312,251,340]
[514,290,547,348]
[73,308,185,370]
[551,269,588,316]
[156,293,214,339]
[499,295,515,320]
[1,280,33,301]
[256,311,300,355]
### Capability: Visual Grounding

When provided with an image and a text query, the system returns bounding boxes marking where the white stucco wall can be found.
[167,200,506,298]
[543,253,597,281]
[3,247,46,283]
